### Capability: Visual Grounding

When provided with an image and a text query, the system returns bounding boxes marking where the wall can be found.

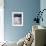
[40,0,46,45]
[4,0,40,42]
[0,0,4,42]
[0,8,4,42]
[0,0,4,8]
[40,0,46,27]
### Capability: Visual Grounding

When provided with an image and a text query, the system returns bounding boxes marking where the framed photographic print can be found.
[12,12,23,26]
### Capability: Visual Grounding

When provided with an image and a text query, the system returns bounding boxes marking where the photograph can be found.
[1,0,46,46]
[12,12,23,26]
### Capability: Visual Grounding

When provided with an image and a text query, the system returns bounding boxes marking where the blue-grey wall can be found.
[4,0,40,42]
[40,0,46,27]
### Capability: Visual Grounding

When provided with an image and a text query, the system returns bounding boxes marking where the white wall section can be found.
[0,0,4,42]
